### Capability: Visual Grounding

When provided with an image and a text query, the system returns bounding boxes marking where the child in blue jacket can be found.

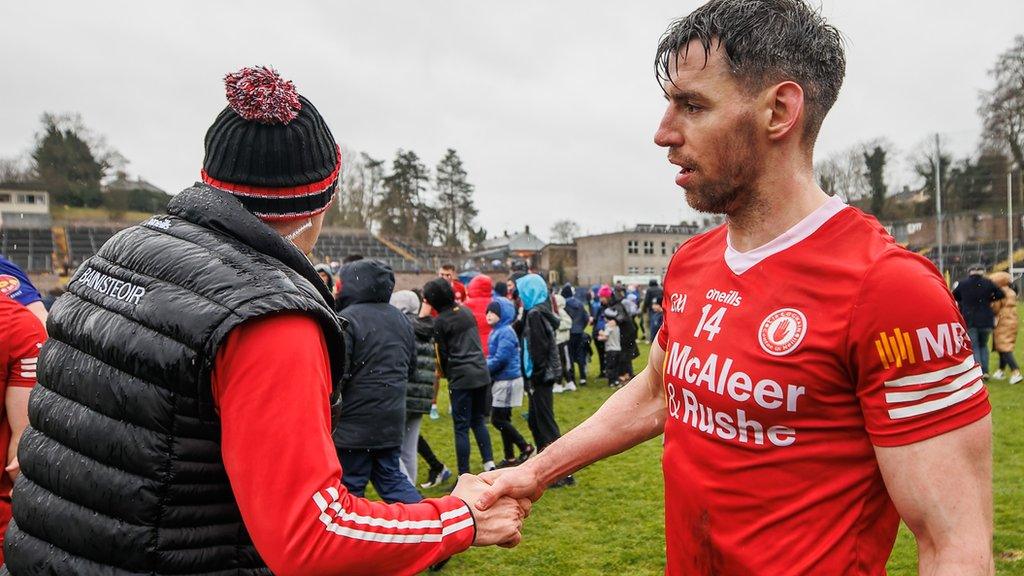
[486,298,534,467]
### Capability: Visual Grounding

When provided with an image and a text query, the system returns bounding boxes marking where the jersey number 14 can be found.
[694,304,727,342]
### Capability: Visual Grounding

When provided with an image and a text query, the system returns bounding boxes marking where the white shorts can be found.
[491,377,525,408]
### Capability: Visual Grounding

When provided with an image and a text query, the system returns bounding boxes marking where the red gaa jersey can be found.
[657,195,990,575]
[0,294,46,559]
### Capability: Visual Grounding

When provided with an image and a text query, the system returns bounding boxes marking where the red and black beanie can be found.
[202,66,341,221]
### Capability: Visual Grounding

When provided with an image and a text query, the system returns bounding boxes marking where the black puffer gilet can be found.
[4,184,345,575]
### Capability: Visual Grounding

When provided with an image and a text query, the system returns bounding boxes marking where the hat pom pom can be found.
[224,66,301,124]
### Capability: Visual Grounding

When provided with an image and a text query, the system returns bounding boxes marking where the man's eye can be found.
[684,104,701,113]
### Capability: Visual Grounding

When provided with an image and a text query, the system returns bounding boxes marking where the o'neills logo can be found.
[758,308,807,356]
[76,267,146,305]
[705,288,742,307]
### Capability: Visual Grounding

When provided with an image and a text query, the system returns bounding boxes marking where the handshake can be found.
[449,465,546,547]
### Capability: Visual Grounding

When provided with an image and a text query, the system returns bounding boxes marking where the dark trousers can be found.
[967,327,992,373]
[558,342,573,383]
[605,350,621,380]
[526,380,561,451]
[491,407,529,460]
[450,386,494,474]
[648,311,664,342]
[339,447,422,504]
[593,336,606,378]
[999,351,1020,371]
[568,333,588,382]
[418,435,443,471]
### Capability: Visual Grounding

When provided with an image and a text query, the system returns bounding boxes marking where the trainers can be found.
[579,379,587,386]
[565,381,577,392]
[483,460,496,472]
[1011,373,1023,385]
[553,383,565,394]
[550,475,576,489]
[993,370,1006,380]
[420,466,452,489]
[516,444,536,464]
[429,404,440,420]
[496,458,518,469]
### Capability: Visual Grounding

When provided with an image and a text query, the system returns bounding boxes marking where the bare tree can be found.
[979,35,1024,168]
[550,219,580,243]
[0,155,33,184]
[336,148,385,230]
[814,145,866,201]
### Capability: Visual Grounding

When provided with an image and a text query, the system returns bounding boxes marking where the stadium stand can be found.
[916,240,1024,281]
[66,225,125,268]
[0,227,55,272]
[385,237,464,271]
[314,229,421,272]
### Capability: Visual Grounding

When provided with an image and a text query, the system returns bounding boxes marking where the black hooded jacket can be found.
[423,278,489,390]
[6,183,344,575]
[333,260,415,450]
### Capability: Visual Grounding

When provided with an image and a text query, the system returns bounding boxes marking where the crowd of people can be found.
[309,257,669,500]
[954,265,1024,384]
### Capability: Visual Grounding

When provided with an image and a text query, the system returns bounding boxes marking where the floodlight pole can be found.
[935,134,944,275]
[1011,168,1016,278]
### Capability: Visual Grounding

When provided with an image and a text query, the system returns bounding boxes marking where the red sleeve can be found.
[212,313,474,576]
[4,302,46,389]
[657,311,669,350]
[847,249,991,447]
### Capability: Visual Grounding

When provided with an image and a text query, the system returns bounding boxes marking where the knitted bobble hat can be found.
[202,66,341,221]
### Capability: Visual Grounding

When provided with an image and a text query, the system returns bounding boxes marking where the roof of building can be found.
[633,223,701,235]
[103,174,167,195]
[481,228,546,253]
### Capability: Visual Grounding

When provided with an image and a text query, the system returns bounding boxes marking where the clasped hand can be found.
[451,473,533,547]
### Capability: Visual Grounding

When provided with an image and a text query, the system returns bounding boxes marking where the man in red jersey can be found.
[475,1,993,574]
[0,294,45,563]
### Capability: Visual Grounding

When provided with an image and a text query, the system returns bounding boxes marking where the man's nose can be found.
[654,109,681,148]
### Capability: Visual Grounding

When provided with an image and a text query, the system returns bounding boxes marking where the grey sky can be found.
[1,1,1020,242]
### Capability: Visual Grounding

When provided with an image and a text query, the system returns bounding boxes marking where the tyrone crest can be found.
[758,308,807,357]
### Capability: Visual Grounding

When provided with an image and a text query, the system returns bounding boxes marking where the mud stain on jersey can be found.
[691,508,725,575]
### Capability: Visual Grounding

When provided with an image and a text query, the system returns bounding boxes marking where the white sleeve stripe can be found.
[883,356,974,388]
[885,366,982,404]
[20,371,36,378]
[439,506,471,522]
[323,523,446,543]
[441,517,475,536]
[312,486,473,540]
[19,358,37,365]
[887,380,985,420]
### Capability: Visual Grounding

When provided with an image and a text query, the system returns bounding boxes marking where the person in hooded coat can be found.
[643,279,665,343]
[563,285,592,386]
[601,285,638,380]
[389,290,452,487]
[422,278,495,475]
[551,292,576,392]
[486,298,534,467]
[464,274,495,356]
[333,260,421,504]
[515,274,574,487]
[989,271,1022,384]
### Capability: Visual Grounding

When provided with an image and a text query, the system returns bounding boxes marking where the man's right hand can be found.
[451,474,529,547]
[474,465,545,512]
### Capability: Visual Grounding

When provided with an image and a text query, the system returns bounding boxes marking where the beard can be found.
[681,113,760,215]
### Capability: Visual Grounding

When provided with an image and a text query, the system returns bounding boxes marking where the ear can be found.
[765,81,805,143]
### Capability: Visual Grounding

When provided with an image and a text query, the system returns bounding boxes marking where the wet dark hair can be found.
[656,0,846,144]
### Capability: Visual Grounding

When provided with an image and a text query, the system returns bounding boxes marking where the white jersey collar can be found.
[724,195,848,275]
